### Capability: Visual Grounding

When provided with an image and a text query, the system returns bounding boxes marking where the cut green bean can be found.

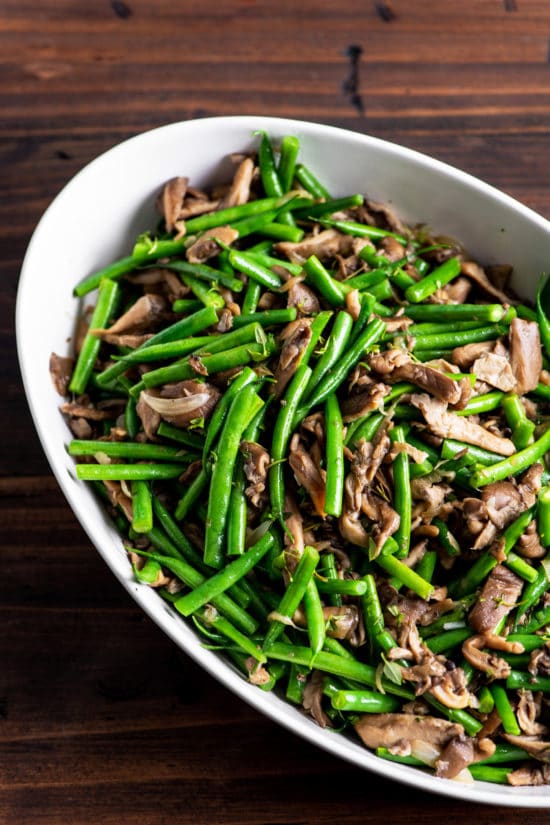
[69,278,120,394]
[131,480,153,533]
[404,256,461,303]
[294,163,331,200]
[263,545,320,649]
[470,428,550,488]
[389,425,411,558]
[175,532,274,616]
[331,689,401,713]
[277,135,300,193]
[76,463,185,481]
[204,385,264,568]
[324,393,345,518]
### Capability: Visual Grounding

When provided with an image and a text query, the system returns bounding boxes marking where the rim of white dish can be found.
[16,115,550,808]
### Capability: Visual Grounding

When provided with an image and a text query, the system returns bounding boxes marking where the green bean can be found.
[124,393,139,439]
[424,694,482,736]
[300,309,333,364]
[330,690,401,713]
[433,517,460,557]
[304,310,354,400]
[531,382,550,401]
[375,749,424,767]
[294,163,331,200]
[286,663,309,704]
[415,549,437,583]
[175,532,275,616]
[303,255,347,306]
[405,319,488,337]
[344,268,388,292]
[319,553,342,607]
[365,278,393,302]
[116,336,213,364]
[303,578,326,663]
[538,489,550,547]
[229,249,283,289]
[232,308,297,328]
[316,578,367,597]
[449,508,535,598]
[174,467,208,521]
[362,574,396,654]
[69,278,120,394]
[490,684,521,735]
[257,130,284,198]
[358,246,391,269]
[344,412,384,448]
[277,135,300,193]
[297,317,386,415]
[241,279,262,315]
[160,260,243,292]
[156,422,204,450]
[245,250,302,277]
[178,271,225,309]
[521,604,550,634]
[204,385,263,568]
[269,364,313,521]
[506,551,537,583]
[199,606,265,663]
[76,463,185,481]
[130,480,153,533]
[476,744,530,765]
[265,642,415,700]
[95,304,218,387]
[413,325,507,352]
[263,545,320,649]
[172,298,203,314]
[470,427,550,488]
[375,553,434,600]
[455,391,505,417]
[202,366,258,466]
[440,438,506,468]
[151,496,206,570]
[324,393,345,518]
[502,393,536,449]
[292,194,364,221]
[507,670,550,692]
[536,275,550,360]
[389,425,411,558]
[129,547,257,634]
[255,222,305,242]
[74,255,150,298]
[141,337,276,390]
[404,256,462,303]
[68,440,187,461]
[469,765,513,784]
[226,457,247,558]
[424,627,473,654]
[183,192,299,235]
[348,292,375,342]
[318,217,408,246]
[413,349,454,363]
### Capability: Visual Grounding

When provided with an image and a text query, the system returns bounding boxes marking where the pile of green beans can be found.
[56,130,550,789]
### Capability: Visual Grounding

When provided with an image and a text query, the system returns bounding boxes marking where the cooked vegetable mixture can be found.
[51,131,550,786]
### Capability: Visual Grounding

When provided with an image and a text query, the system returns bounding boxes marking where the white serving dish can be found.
[16,115,550,807]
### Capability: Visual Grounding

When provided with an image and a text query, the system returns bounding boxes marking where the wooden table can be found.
[4,1,550,821]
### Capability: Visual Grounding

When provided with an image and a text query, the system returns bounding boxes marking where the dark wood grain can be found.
[4,1,550,821]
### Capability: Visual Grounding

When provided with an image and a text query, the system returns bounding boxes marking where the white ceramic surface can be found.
[16,116,550,807]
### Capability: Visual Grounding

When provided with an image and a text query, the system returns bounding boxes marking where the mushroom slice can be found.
[157,176,188,232]
[272,318,313,398]
[186,225,239,264]
[471,352,516,392]
[368,350,462,405]
[468,564,523,635]
[462,634,524,679]
[411,393,516,456]
[509,318,542,395]
[92,294,169,339]
[435,735,496,780]
[354,713,463,752]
